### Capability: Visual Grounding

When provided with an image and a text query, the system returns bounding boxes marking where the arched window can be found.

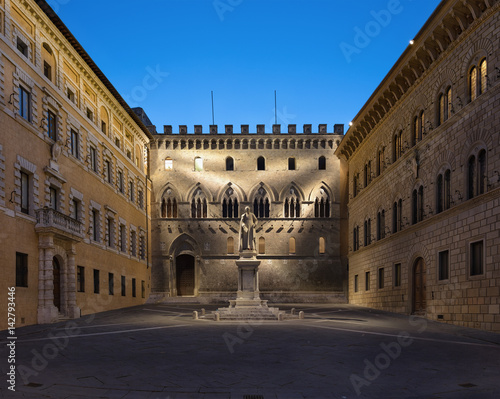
[470,66,477,101]
[288,157,296,170]
[393,199,402,233]
[194,157,203,171]
[284,187,300,218]
[222,188,239,218]
[412,186,424,224]
[479,58,487,95]
[353,226,359,251]
[438,87,452,126]
[377,210,385,240]
[164,157,173,170]
[253,187,270,218]
[161,197,177,218]
[314,187,330,218]
[258,237,265,254]
[227,237,234,254]
[393,130,402,162]
[289,237,296,254]
[226,157,234,171]
[468,149,487,199]
[191,189,207,218]
[376,148,384,176]
[318,156,326,170]
[257,156,265,170]
[413,111,424,146]
[436,169,451,214]
[364,219,371,246]
[319,237,325,254]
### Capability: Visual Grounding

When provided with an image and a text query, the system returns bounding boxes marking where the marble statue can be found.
[239,206,257,252]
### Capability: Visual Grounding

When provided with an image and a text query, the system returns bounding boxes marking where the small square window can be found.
[43,61,52,81]
[67,88,75,103]
[17,37,28,57]
[86,108,93,121]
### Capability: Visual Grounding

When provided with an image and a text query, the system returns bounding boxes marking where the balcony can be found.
[35,207,84,241]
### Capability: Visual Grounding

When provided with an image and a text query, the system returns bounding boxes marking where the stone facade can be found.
[0,0,152,328]
[336,0,500,332]
[149,124,348,303]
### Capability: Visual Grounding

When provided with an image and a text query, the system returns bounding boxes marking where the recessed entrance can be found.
[176,254,195,296]
[412,257,426,314]
[53,257,61,311]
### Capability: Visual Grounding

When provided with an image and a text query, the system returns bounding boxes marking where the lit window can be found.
[289,237,296,254]
[227,237,234,254]
[319,237,325,254]
[258,237,265,254]
[470,66,477,101]
[194,157,203,171]
[164,157,173,170]
[479,59,487,94]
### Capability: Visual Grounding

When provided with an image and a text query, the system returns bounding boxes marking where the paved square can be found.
[2,304,500,398]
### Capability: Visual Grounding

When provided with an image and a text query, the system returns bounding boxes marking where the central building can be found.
[148,123,347,303]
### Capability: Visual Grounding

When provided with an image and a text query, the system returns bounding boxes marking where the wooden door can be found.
[53,257,61,310]
[413,258,426,313]
[176,255,195,296]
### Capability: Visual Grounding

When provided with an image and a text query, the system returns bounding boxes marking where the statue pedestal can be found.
[213,250,282,320]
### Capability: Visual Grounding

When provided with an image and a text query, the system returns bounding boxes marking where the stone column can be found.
[37,234,58,324]
[66,244,80,319]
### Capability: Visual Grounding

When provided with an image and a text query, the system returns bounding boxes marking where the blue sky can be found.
[52,0,439,133]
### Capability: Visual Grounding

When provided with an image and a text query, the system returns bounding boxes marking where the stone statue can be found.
[51,139,63,162]
[239,206,257,252]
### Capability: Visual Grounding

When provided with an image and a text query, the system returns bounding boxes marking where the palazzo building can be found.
[0,0,152,329]
[148,123,347,303]
[336,0,500,332]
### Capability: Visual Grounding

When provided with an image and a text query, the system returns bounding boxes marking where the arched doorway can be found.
[176,254,195,296]
[412,257,426,314]
[53,257,61,311]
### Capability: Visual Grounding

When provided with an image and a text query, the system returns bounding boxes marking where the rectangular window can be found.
[129,182,134,202]
[131,231,137,257]
[394,263,401,287]
[365,271,370,291]
[105,160,112,183]
[378,268,384,289]
[120,225,126,252]
[470,241,484,276]
[118,171,124,193]
[47,110,57,140]
[20,171,30,214]
[138,190,144,209]
[438,250,449,280]
[43,61,52,81]
[101,121,107,134]
[49,187,58,210]
[67,88,75,103]
[108,272,114,295]
[354,274,358,293]
[141,280,145,298]
[86,108,93,121]
[77,266,85,292]
[132,278,136,297]
[93,269,100,294]
[107,218,114,247]
[139,236,146,260]
[72,199,79,220]
[15,252,28,287]
[17,37,28,57]
[19,86,31,121]
[121,276,126,296]
[90,147,98,173]
[70,129,79,159]
[92,210,100,242]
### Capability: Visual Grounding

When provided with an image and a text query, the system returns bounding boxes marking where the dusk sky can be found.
[52,0,440,133]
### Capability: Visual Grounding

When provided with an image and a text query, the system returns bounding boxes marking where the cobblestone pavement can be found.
[1,304,500,399]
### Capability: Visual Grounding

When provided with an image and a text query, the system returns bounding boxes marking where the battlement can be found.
[153,124,344,136]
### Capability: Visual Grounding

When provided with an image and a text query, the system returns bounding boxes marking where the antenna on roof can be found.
[274,90,277,125]
[211,91,215,125]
